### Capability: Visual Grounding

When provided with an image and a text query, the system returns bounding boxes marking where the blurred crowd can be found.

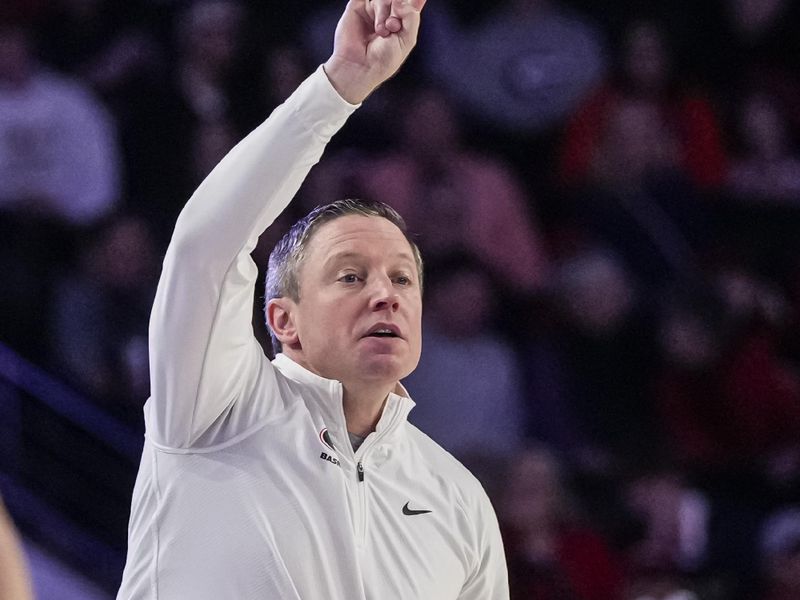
[1,0,799,598]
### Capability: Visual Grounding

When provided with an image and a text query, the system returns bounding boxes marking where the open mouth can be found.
[363,324,402,339]
[367,329,399,338]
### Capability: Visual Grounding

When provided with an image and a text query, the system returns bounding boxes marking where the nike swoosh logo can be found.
[402,502,432,516]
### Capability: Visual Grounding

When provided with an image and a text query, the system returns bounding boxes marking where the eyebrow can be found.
[324,251,416,270]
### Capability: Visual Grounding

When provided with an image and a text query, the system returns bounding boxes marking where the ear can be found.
[267,297,300,348]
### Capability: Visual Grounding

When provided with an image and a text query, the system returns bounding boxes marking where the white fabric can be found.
[118,67,508,600]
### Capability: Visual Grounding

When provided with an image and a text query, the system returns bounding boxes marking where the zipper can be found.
[352,426,382,546]
[345,394,409,547]
[356,461,367,547]
[353,451,374,546]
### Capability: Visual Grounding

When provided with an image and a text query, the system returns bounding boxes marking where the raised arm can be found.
[147,0,426,448]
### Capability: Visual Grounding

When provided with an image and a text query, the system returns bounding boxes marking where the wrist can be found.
[322,57,375,105]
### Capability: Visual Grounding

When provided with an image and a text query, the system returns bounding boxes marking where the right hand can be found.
[324,0,427,104]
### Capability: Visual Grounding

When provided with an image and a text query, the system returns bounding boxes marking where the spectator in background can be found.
[559,19,727,192]
[357,86,549,296]
[500,446,625,600]
[260,44,310,111]
[655,270,800,479]
[36,0,162,103]
[0,22,122,357]
[0,496,33,600]
[727,90,800,204]
[705,0,800,134]
[622,469,710,598]
[0,24,121,225]
[515,292,588,464]
[522,249,660,465]
[50,214,158,423]
[758,508,800,600]
[566,96,712,289]
[423,0,606,136]
[123,0,258,238]
[403,252,525,475]
[35,0,172,218]
[173,0,250,125]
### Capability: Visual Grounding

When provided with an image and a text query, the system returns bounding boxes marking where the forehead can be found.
[305,214,414,264]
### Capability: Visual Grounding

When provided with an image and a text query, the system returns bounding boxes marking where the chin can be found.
[359,354,410,383]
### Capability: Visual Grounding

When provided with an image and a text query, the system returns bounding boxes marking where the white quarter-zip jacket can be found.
[117,67,509,599]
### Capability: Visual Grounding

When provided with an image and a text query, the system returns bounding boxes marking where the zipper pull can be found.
[357,461,365,482]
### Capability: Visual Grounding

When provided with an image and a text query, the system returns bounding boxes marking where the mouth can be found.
[362,323,403,340]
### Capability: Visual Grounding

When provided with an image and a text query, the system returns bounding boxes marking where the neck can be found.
[341,381,395,437]
[280,350,400,436]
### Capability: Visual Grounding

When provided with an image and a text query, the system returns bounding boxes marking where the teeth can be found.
[368,328,396,337]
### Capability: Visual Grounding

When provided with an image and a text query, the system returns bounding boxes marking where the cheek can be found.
[408,299,423,332]
[410,312,424,357]
[301,300,355,343]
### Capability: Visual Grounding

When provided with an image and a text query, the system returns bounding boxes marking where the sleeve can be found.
[147,67,358,448]
[457,489,510,599]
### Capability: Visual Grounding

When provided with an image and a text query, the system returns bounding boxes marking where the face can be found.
[275,215,422,389]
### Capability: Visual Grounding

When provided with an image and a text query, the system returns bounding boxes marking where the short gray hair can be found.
[265,199,423,354]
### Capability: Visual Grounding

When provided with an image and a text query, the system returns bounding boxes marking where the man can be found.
[118,1,509,598]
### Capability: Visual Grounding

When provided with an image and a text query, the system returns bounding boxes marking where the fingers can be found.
[390,0,424,43]
[370,0,392,37]
[368,0,425,37]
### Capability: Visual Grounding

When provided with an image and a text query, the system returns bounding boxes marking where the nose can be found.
[369,275,400,312]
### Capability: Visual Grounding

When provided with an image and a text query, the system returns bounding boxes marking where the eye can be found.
[394,275,412,286]
[339,273,361,284]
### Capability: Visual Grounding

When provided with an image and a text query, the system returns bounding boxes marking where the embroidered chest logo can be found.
[319,428,340,467]
[319,428,335,451]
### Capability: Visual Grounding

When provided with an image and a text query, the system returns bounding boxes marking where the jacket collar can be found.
[271,353,416,452]
[272,352,339,393]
